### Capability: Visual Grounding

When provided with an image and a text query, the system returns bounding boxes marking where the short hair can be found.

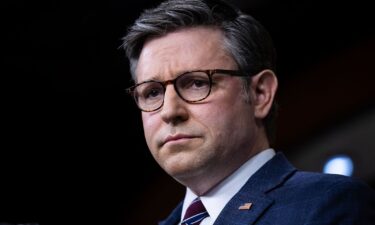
[121,0,278,144]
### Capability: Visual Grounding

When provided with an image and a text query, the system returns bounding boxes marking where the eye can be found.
[178,72,210,90]
[145,88,162,99]
[137,82,164,100]
[191,79,208,88]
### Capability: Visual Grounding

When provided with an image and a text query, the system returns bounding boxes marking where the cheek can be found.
[201,96,253,140]
[194,103,233,142]
[141,114,158,149]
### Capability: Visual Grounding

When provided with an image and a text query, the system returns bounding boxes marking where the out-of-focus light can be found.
[323,155,354,176]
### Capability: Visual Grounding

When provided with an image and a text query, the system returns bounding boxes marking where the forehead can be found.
[135,26,236,82]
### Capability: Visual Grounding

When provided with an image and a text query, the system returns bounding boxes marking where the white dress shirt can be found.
[180,148,276,225]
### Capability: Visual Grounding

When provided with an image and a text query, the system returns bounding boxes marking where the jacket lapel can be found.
[158,201,183,225]
[214,153,297,225]
[159,153,297,225]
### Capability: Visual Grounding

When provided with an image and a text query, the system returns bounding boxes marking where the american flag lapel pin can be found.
[238,202,252,210]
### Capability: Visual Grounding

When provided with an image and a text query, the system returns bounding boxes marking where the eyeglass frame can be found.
[126,69,250,112]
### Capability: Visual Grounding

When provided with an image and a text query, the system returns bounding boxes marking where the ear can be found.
[250,69,278,119]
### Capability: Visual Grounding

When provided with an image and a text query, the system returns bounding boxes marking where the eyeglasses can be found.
[126,69,248,112]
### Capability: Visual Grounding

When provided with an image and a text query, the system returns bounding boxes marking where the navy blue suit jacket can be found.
[159,153,375,225]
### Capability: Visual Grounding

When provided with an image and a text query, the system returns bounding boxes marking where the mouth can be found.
[163,134,198,146]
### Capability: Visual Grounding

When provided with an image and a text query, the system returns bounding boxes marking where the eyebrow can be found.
[136,74,161,84]
[137,69,196,84]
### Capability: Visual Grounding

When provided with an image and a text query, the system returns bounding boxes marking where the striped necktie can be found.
[181,198,209,225]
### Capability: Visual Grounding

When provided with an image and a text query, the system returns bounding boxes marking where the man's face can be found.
[135,26,259,186]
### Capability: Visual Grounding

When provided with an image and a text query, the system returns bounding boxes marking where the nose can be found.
[160,84,189,124]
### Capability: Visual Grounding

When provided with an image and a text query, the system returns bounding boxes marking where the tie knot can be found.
[182,198,209,225]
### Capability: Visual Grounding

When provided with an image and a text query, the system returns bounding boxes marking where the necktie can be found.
[181,198,209,225]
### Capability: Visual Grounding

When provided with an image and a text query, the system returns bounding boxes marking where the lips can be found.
[163,134,197,145]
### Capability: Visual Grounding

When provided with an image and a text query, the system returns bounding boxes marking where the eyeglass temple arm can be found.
[211,69,248,77]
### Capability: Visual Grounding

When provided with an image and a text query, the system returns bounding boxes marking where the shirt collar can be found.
[181,148,276,223]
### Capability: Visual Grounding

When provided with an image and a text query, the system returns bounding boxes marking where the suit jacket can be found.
[159,153,375,225]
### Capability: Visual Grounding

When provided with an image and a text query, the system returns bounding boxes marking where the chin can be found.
[167,162,206,184]
[163,159,197,178]
[163,160,189,176]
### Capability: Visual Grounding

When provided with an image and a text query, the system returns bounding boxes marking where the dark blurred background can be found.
[2,0,374,224]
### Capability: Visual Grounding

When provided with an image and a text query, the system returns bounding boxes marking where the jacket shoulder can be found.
[269,170,375,224]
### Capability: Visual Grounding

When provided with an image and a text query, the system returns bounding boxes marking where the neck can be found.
[181,135,270,196]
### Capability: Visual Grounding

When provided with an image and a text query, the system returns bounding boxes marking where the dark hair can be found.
[121,0,278,144]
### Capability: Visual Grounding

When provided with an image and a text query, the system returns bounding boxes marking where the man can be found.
[121,0,375,224]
